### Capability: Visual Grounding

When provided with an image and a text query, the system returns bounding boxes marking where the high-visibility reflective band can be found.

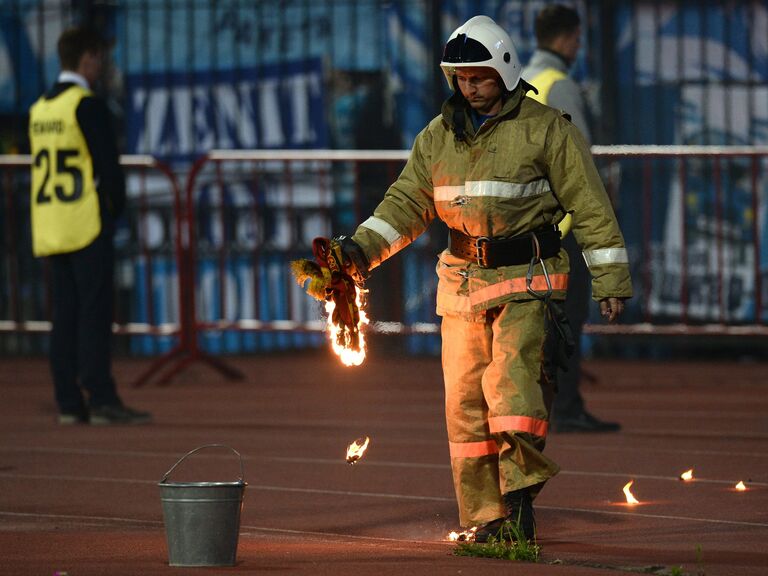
[489,415,548,437]
[469,273,568,307]
[449,439,499,459]
[359,216,403,247]
[436,290,472,313]
[435,179,550,202]
[582,247,629,268]
[434,185,465,202]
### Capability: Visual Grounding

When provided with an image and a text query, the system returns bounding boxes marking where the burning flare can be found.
[325,286,369,366]
[679,469,694,482]
[623,480,640,504]
[448,527,477,542]
[345,436,370,464]
[735,481,747,491]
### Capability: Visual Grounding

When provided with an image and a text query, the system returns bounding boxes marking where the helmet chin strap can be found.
[450,75,468,143]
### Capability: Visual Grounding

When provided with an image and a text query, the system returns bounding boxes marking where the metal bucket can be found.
[158,444,247,567]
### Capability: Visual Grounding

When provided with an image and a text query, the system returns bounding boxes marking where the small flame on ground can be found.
[448,527,477,542]
[623,480,640,504]
[679,469,694,482]
[346,436,370,464]
[324,286,369,366]
[735,480,747,491]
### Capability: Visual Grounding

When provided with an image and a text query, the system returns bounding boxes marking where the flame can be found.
[623,480,640,504]
[679,469,694,482]
[448,528,477,542]
[345,436,370,464]
[735,480,747,491]
[324,286,369,366]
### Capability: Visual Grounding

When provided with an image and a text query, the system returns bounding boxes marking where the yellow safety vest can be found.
[526,67,567,106]
[29,85,101,257]
[526,67,574,237]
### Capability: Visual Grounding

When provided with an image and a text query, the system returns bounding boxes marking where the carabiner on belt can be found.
[525,231,553,301]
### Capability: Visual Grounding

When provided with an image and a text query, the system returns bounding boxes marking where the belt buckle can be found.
[475,236,490,267]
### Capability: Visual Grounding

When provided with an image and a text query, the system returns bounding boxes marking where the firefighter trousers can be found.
[441,299,560,527]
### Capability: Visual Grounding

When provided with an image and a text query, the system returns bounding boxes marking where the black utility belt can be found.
[449,226,561,268]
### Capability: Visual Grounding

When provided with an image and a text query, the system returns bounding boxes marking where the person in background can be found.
[523,4,621,433]
[29,26,151,425]
[302,16,632,542]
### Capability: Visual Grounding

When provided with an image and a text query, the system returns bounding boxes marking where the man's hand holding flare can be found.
[291,237,365,352]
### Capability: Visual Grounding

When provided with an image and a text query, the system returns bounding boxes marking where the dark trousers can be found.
[49,231,120,412]
[553,234,590,419]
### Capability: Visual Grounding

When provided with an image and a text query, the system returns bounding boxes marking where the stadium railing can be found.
[186,146,768,344]
[2,146,766,384]
[0,154,198,385]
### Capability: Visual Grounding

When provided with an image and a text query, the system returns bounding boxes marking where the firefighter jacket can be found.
[350,86,633,321]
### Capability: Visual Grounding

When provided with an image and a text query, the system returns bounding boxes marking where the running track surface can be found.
[1,351,766,575]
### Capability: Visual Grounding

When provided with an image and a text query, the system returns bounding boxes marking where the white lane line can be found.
[0,510,162,527]
[2,499,767,531]
[0,511,452,546]
[553,443,768,459]
[1,446,765,486]
[540,506,768,528]
[558,470,768,487]
[4,441,768,461]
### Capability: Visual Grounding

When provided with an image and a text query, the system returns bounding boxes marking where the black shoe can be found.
[89,404,152,426]
[503,488,536,541]
[552,410,621,433]
[58,410,89,425]
[472,517,508,543]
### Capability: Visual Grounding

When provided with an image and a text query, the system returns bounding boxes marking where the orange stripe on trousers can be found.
[449,439,499,459]
[470,273,568,306]
[488,415,548,437]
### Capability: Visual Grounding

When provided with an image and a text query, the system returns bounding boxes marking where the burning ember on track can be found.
[325,286,369,366]
[735,481,747,491]
[448,527,477,542]
[346,436,370,464]
[679,469,694,482]
[623,480,640,505]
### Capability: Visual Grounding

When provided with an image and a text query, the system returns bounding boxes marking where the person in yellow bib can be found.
[29,27,151,426]
[523,5,621,434]
[305,16,632,543]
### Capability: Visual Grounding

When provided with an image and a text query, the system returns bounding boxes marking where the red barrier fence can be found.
[2,147,767,385]
[0,154,212,385]
[186,147,768,340]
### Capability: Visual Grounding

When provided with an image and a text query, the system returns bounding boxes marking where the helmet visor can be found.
[442,33,493,64]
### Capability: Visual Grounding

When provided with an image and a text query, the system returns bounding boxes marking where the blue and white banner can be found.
[125,59,327,162]
[616,2,768,322]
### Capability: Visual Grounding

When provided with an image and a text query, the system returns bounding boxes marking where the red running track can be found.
[1,351,766,575]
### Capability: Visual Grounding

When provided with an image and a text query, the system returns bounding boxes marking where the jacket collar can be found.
[441,84,529,137]
[57,71,90,89]
[528,49,570,73]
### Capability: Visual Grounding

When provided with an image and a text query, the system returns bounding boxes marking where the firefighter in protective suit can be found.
[317,15,632,542]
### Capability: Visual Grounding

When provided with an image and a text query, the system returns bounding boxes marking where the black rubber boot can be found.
[472,517,507,543]
[503,487,536,541]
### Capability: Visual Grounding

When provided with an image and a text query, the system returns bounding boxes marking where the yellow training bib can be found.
[526,67,567,106]
[29,85,101,256]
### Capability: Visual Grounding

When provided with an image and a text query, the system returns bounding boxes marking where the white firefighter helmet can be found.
[440,15,522,92]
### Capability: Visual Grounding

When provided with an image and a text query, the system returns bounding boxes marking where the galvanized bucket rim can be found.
[158,480,247,488]
[159,444,245,484]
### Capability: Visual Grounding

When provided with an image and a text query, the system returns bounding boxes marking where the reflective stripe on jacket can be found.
[351,86,632,319]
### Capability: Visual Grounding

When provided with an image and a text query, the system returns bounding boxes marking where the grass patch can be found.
[452,521,540,562]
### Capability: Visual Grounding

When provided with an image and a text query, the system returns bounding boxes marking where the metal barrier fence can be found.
[0,154,197,384]
[186,146,768,346]
[2,146,766,383]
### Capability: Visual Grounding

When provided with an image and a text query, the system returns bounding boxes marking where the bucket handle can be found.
[160,444,245,484]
